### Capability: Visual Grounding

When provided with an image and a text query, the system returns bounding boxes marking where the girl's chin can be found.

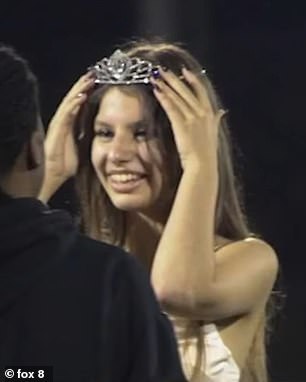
[110,195,154,212]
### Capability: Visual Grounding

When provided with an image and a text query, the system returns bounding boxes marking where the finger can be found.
[64,93,87,116]
[59,96,86,124]
[152,78,194,122]
[47,93,87,140]
[158,68,200,113]
[64,85,92,107]
[60,75,94,109]
[182,68,213,113]
[153,86,186,132]
[69,72,93,92]
[64,76,94,104]
[54,76,91,117]
[51,92,86,124]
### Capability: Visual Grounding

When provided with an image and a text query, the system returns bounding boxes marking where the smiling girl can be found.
[40,41,278,382]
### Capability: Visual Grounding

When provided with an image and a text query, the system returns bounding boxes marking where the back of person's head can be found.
[0,45,44,199]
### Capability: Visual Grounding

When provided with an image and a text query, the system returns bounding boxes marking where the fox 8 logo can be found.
[4,367,52,381]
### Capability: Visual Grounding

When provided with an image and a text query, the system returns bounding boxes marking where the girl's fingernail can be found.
[182,66,190,74]
[151,67,160,79]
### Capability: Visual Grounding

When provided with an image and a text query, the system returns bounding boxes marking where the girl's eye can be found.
[134,128,148,140]
[95,128,114,139]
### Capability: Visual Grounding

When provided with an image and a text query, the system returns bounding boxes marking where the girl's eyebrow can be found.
[130,119,150,129]
[94,120,112,128]
[94,119,149,129]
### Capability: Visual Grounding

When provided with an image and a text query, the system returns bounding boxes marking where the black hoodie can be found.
[0,198,185,382]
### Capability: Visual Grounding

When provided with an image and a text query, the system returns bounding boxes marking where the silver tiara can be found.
[89,49,154,85]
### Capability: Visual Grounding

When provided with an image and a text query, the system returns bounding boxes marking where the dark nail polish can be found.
[152,67,160,79]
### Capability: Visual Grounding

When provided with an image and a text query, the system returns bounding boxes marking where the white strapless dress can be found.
[169,317,240,382]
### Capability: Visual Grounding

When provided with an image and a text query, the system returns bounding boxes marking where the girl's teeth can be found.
[111,174,141,183]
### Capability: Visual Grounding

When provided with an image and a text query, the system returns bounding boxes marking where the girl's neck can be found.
[125,212,164,271]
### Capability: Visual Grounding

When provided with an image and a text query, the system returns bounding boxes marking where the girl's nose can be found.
[108,135,136,164]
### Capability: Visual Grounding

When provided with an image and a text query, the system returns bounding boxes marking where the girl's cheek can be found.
[91,140,109,161]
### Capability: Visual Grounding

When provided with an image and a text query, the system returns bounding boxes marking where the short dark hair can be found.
[0,45,39,177]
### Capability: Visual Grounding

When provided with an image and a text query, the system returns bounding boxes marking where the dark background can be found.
[1,1,305,381]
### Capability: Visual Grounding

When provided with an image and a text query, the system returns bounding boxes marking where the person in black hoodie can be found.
[0,45,186,382]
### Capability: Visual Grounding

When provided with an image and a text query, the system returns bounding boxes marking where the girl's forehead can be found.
[96,87,145,124]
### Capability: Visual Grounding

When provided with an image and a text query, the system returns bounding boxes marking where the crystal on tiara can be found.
[90,49,154,85]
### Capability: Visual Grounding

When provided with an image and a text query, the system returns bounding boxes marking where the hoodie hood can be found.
[0,197,77,314]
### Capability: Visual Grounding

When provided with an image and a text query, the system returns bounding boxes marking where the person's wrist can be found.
[38,177,64,202]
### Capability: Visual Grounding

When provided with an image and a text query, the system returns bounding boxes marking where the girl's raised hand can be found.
[151,68,224,171]
[40,73,95,201]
